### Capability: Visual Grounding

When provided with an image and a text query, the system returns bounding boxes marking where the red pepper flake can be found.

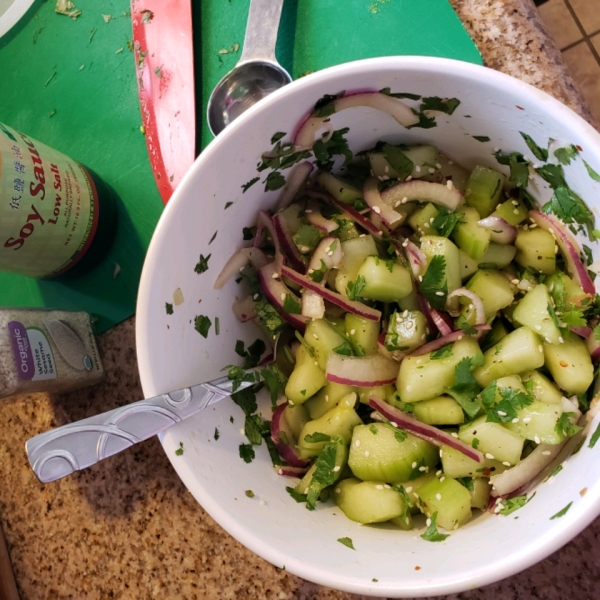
[415,566,421,571]
[559,360,568,367]
[516,105,525,110]
[577,145,583,151]
[580,487,588,497]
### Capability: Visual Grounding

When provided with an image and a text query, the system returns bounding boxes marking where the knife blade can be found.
[25,373,254,484]
[131,0,196,204]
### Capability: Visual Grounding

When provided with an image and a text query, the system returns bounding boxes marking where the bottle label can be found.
[0,123,99,278]
[8,321,57,381]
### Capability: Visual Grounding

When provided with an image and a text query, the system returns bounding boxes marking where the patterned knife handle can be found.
[25,375,248,483]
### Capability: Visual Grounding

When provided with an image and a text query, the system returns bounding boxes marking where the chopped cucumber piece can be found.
[317,171,362,204]
[464,165,504,218]
[335,236,379,296]
[440,445,507,479]
[546,271,591,307]
[408,203,440,236]
[458,269,515,325]
[521,370,563,405]
[304,381,355,419]
[453,207,491,261]
[459,249,478,281]
[478,243,516,270]
[333,478,406,524]
[473,326,544,388]
[514,228,556,274]
[491,197,528,225]
[304,319,348,370]
[543,334,594,395]
[348,422,438,483]
[459,416,525,465]
[356,384,394,405]
[397,338,482,403]
[481,319,510,353]
[285,345,327,404]
[416,475,472,530]
[469,478,492,510]
[345,313,379,356]
[356,256,413,302]
[385,310,428,353]
[513,283,561,344]
[413,395,465,425]
[420,235,462,311]
[504,400,563,444]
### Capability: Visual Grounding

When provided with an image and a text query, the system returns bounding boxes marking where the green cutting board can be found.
[0,0,481,333]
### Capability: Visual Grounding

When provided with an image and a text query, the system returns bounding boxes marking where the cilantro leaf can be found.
[473,135,490,142]
[420,96,460,115]
[498,492,535,515]
[346,275,367,301]
[446,357,483,419]
[430,344,453,360]
[283,294,302,314]
[231,386,258,416]
[456,477,474,491]
[234,338,266,368]
[308,258,328,282]
[407,109,436,129]
[588,423,600,448]
[555,412,583,438]
[244,414,265,445]
[264,171,286,191]
[420,512,449,542]
[482,381,534,423]
[304,432,331,443]
[254,298,286,335]
[242,226,256,240]
[542,186,593,234]
[239,443,255,463]
[312,128,353,171]
[175,442,184,456]
[520,132,548,162]
[270,131,286,144]
[494,151,529,188]
[214,427,220,441]
[393,484,414,524]
[583,160,600,182]
[337,537,355,550]
[194,315,212,338]
[165,302,173,315]
[382,143,414,181]
[241,177,259,193]
[306,436,343,510]
[379,88,421,100]
[550,501,573,520]
[419,256,448,310]
[194,253,211,274]
[536,164,568,189]
[312,93,342,117]
[286,486,307,502]
[432,207,465,238]
[553,144,578,165]
[292,224,322,251]
[332,340,354,356]
[260,365,288,407]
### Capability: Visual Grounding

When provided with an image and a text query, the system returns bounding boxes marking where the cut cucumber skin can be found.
[478,243,517,270]
[470,478,492,510]
[459,269,515,325]
[420,235,462,311]
[513,283,561,344]
[520,370,563,405]
[298,403,363,458]
[413,396,465,425]
[304,319,348,371]
[543,334,594,395]
[440,445,507,479]
[481,319,510,353]
[333,478,406,524]
[416,475,472,530]
[304,382,355,419]
[408,203,440,236]
[397,337,482,403]
[504,400,563,444]
[385,310,428,353]
[348,423,439,483]
[345,313,379,356]
[317,171,362,204]
[458,416,525,465]
[335,236,378,296]
[453,207,491,261]
[464,165,504,218]
[285,345,327,405]
[473,326,544,388]
[357,256,413,302]
[491,198,529,226]
[459,250,478,281]
[514,228,556,275]
[284,404,310,440]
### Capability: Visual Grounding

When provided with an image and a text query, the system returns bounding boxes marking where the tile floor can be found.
[537,0,600,122]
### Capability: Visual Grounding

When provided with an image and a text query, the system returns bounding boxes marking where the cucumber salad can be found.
[215,91,600,537]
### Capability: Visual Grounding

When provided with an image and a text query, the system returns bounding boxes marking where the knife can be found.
[131,0,196,204]
[25,373,255,484]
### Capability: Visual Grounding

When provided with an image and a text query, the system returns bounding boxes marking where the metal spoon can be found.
[207,0,292,135]
[25,329,294,483]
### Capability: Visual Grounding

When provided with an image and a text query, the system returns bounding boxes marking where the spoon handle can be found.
[239,0,285,64]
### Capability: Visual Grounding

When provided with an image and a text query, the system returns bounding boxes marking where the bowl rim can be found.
[136,55,600,597]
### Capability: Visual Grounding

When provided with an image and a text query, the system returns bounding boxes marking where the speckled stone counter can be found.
[2,1,599,599]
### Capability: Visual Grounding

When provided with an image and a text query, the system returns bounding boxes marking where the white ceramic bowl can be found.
[136,57,600,597]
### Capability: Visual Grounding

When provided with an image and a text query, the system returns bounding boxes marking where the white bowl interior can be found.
[136,57,600,597]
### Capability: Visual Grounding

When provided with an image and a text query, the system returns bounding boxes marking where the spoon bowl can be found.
[207,61,292,136]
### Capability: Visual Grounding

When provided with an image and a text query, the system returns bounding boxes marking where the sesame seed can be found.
[384,165,389,173]
[523,417,532,423]
[558,336,564,343]
[312,334,319,339]
[364,450,370,457]
[305,209,313,213]
[372,206,381,214]
[376,484,384,489]
[534,325,541,330]
[280,293,286,301]
[494,147,499,152]
[253,293,260,300]
[355,440,361,447]
[511,279,519,284]
[485,453,495,459]
[382,175,390,181]
[314,361,319,366]
[240,428,245,435]
[395,199,401,207]
[418,275,423,282]
[538,345,543,353]
[426,518,431,526]
[350,329,356,335]
[391,421,398,427]
[435,291,445,296]
[447,180,454,190]
[405,487,413,493]
[542,450,551,456]
[428,167,435,174]
[335,487,341,493]
[406,385,412,391]
[384,484,391,489]
[449,160,454,165]
[451,432,459,438]
[411,461,418,468]
[512,417,519,423]
[277,468,283,475]
[502,461,511,466]
[406,176,413,181]
[439,450,444,458]
[436,493,442,500]
[436,470,442,476]
[260,499,266,505]
[415,165,421,173]
[440,476,445,481]
[534,436,541,444]
[423,223,430,228]
[271,272,279,279]
[497,410,507,416]
[401,197,409,204]
[419,466,428,472]
[421,334,426,340]
[436,163,442,169]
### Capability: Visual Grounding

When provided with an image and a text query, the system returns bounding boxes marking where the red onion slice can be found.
[294,92,419,147]
[326,354,399,386]
[417,296,437,334]
[586,331,600,362]
[232,295,257,322]
[306,201,340,233]
[270,403,310,468]
[477,216,518,244]
[447,288,486,324]
[363,177,404,228]
[409,324,491,356]
[327,196,383,238]
[307,236,343,273]
[529,210,596,295]
[256,211,282,264]
[214,247,269,289]
[403,239,427,278]
[370,397,484,463]
[280,265,381,322]
[274,465,310,477]
[381,180,463,211]
[571,326,592,339]
[259,263,309,331]
[272,213,306,273]
[275,161,314,212]
[430,309,453,336]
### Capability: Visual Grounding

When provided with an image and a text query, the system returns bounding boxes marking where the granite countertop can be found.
[2,1,599,599]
